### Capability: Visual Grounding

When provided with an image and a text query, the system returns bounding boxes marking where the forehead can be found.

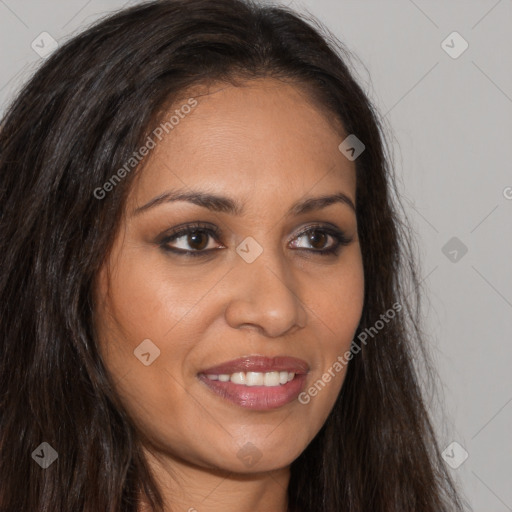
[129,78,356,209]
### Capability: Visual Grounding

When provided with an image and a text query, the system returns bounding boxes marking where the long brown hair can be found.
[0,1,467,510]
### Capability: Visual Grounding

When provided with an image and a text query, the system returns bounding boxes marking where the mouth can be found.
[197,355,309,410]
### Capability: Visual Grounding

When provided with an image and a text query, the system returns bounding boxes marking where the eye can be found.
[159,222,224,256]
[290,225,352,255]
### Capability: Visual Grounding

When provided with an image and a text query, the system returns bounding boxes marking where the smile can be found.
[198,355,309,410]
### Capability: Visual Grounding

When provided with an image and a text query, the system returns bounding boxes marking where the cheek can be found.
[97,247,214,350]
[94,244,233,398]
[94,251,218,446]
[94,252,175,381]
[301,251,364,413]
[308,249,364,345]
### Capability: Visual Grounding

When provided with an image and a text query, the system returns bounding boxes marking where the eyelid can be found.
[158,221,222,244]
[287,222,350,244]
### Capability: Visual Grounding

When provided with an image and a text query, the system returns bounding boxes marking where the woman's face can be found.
[95,78,364,474]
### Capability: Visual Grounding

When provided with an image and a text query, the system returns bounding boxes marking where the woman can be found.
[0,0,467,510]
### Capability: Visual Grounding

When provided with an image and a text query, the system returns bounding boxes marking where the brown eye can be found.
[307,230,329,250]
[188,230,209,250]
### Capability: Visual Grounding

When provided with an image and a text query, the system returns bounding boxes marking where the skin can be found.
[94,78,365,512]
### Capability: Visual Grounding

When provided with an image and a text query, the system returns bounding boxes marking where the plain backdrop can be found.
[1,1,511,511]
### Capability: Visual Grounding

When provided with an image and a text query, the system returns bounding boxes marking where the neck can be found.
[137,446,291,512]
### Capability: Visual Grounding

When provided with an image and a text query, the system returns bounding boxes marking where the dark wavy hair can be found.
[0,0,467,511]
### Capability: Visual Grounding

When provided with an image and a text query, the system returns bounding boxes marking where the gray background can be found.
[1,1,511,510]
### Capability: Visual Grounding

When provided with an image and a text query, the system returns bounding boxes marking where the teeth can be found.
[205,371,297,387]
[230,372,246,385]
[264,371,280,386]
[246,372,263,386]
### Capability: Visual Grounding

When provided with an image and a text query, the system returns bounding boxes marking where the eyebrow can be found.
[132,188,356,216]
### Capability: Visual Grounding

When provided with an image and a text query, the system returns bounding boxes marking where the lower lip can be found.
[198,374,307,410]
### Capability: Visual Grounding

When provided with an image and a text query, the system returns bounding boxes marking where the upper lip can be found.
[199,355,310,375]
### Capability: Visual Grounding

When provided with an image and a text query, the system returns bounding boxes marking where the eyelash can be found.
[159,222,352,257]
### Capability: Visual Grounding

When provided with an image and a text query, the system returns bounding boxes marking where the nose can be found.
[224,250,307,338]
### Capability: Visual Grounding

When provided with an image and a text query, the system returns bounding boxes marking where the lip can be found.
[199,355,310,375]
[197,355,310,411]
